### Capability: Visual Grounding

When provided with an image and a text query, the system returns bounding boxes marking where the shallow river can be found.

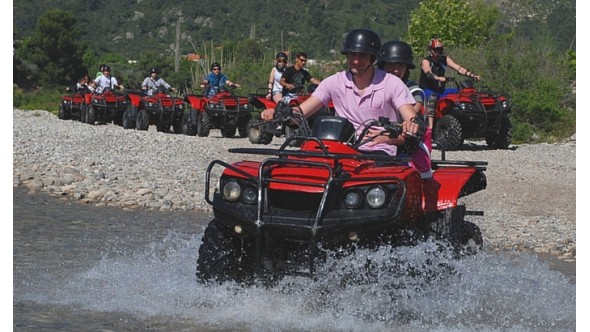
[13,187,575,331]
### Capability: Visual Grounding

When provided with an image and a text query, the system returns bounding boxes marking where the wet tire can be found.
[429,205,482,247]
[136,109,150,131]
[433,114,463,151]
[247,116,273,144]
[485,117,513,150]
[197,112,211,137]
[196,218,255,283]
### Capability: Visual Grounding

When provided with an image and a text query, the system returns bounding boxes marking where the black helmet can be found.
[99,63,107,71]
[340,29,381,57]
[276,52,288,60]
[103,65,111,72]
[211,62,221,71]
[378,41,415,69]
[150,67,159,74]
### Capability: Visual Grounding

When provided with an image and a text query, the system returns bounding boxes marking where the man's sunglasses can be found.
[277,59,287,64]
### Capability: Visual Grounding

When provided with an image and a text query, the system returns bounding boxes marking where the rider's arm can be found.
[267,68,276,98]
[421,59,444,82]
[447,56,480,79]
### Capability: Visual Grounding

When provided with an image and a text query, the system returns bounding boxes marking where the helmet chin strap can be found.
[350,62,373,76]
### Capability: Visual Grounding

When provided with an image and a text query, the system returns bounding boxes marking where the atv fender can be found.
[127,93,142,107]
[423,167,487,212]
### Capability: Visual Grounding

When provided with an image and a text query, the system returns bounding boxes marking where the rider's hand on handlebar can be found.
[260,108,275,121]
[402,118,420,137]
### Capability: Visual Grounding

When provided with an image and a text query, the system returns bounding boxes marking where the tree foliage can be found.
[15,9,88,87]
[405,0,499,53]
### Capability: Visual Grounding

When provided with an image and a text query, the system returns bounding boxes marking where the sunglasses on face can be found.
[212,68,220,71]
[297,58,307,62]
[277,59,287,63]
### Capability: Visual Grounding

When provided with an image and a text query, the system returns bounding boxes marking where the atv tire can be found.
[237,118,250,138]
[136,109,150,131]
[196,218,255,283]
[221,125,237,138]
[485,117,513,150]
[197,112,212,137]
[86,106,96,125]
[80,104,88,123]
[58,105,68,120]
[157,121,170,133]
[248,116,273,144]
[285,125,303,147]
[172,116,183,134]
[429,205,482,247]
[122,106,136,129]
[181,111,197,136]
[434,114,463,151]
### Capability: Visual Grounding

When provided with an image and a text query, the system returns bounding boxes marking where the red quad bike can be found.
[183,85,252,138]
[429,77,513,151]
[247,85,335,146]
[124,87,185,133]
[84,88,129,125]
[59,87,90,122]
[197,108,488,283]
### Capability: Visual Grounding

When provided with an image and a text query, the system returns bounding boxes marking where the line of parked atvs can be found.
[59,77,512,152]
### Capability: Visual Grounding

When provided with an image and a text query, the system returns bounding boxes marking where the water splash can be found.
[21,231,575,331]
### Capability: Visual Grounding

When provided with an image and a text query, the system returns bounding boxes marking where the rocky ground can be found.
[12,109,576,261]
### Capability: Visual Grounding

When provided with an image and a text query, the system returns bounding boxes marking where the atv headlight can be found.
[366,186,386,209]
[148,102,154,107]
[242,186,258,205]
[459,102,472,111]
[501,100,509,110]
[222,180,241,202]
[343,189,363,209]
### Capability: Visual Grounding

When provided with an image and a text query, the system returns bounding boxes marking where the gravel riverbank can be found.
[12,109,576,261]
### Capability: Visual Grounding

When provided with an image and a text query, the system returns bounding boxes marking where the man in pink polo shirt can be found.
[261,28,422,156]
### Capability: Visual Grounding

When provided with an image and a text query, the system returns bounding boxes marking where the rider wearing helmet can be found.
[379,40,432,179]
[142,67,176,96]
[93,65,124,93]
[266,52,289,103]
[419,37,481,96]
[200,62,240,97]
[261,28,422,157]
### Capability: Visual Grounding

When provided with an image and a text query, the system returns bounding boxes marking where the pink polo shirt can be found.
[312,68,415,156]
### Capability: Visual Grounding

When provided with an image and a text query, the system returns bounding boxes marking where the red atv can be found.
[84,88,129,125]
[247,85,335,145]
[124,87,185,133]
[429,77,513,151]
[58,87,90,121]
[197,109,487,283]
[183,85,252,138]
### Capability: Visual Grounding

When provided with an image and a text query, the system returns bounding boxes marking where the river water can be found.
[13,187,576,331]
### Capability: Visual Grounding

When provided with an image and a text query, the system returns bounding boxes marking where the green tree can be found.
[405,0,499,53]
[16,9,88,87]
